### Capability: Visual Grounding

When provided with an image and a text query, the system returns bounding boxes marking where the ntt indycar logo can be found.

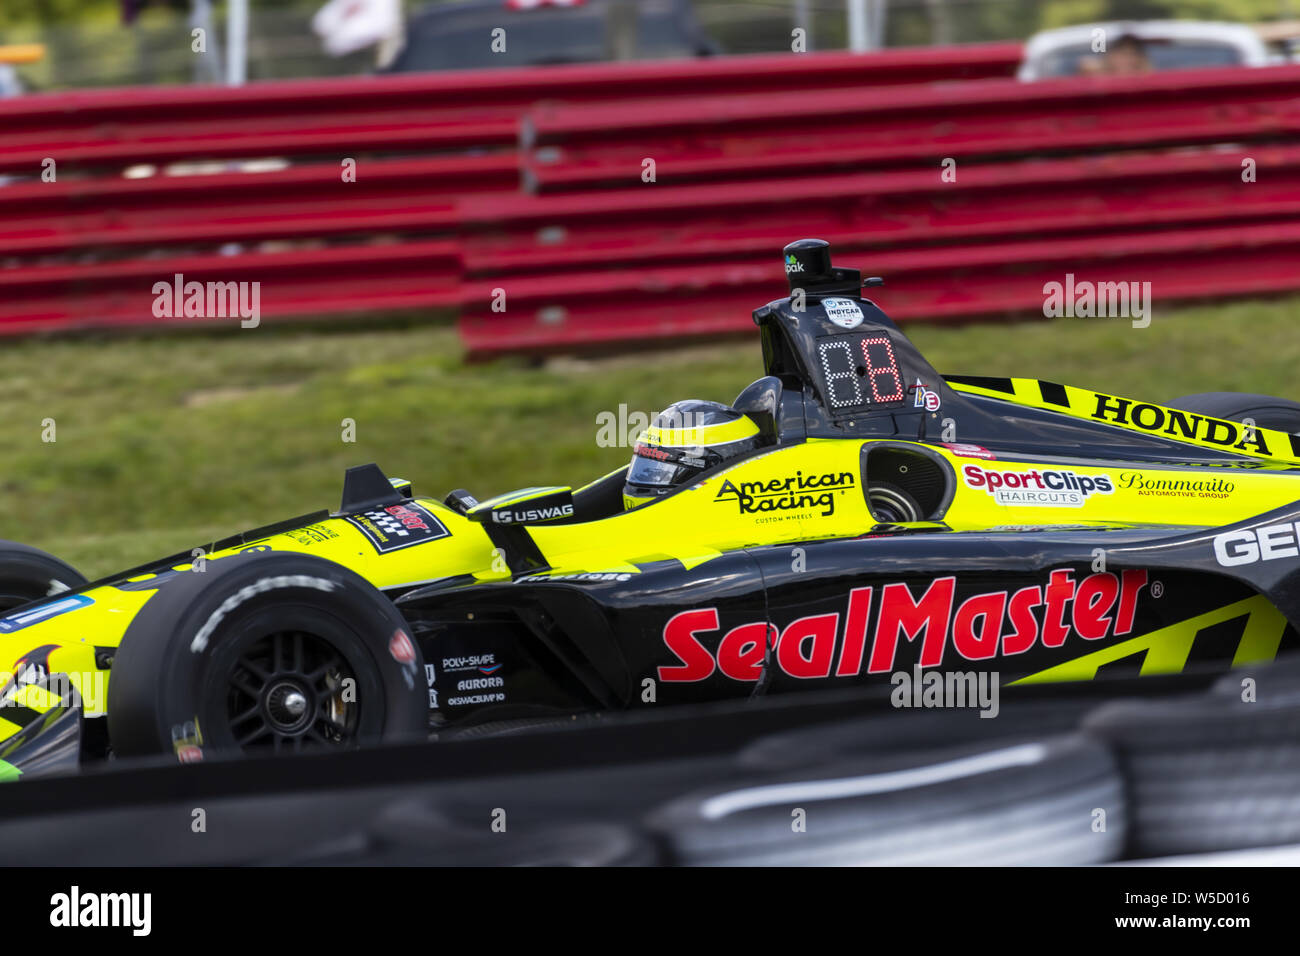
[659,569,1149,682]
[962,465,1113,508]
[715,470,855,517]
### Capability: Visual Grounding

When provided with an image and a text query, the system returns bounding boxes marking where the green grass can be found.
[4,297,1298,578]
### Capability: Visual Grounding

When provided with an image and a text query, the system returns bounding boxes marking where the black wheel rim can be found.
[869,487,922,523]
[225,631,360,754]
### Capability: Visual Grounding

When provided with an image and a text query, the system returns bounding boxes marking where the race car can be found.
[3,237,1300,774]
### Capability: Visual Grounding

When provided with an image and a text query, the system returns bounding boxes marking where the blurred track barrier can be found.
[519,66,1300,191]
[0,157,495,257]
[465,64,1300,357]
[0,242,461,334]
[10,46,1300,350]
[458,219,1300,354]
[0,44,1020,174]
[0,44,1017,336]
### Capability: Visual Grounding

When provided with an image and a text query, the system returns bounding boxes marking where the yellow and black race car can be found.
[3,238,1300,776]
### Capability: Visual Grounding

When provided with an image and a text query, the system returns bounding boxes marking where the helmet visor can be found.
[626,453,700,494]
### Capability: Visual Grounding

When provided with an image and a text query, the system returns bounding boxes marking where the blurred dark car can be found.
[383,0,719,73]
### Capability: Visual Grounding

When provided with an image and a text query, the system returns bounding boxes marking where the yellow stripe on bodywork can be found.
[946,378,1300,464]
[1011,595,1286,684]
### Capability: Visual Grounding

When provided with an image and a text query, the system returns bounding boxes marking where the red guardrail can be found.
[7,44,1300,354]
[0,44,1020,173]
[0,156,504,257]
[520,66,1300,190]
[459,145,1300,275]
[0,242,461,334]
[458,219,1300,355]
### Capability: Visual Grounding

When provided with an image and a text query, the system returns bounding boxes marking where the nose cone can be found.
[783,239,832,291]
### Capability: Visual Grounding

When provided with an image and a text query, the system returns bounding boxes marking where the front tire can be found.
[106,551,427,760]
[0,540,87,613]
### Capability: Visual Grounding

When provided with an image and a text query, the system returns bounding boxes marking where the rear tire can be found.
[107,551,427,761]
[0,541,87,613]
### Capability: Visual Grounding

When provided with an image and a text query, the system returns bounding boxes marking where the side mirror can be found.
[733,375,781,444]
[466,486,575,526]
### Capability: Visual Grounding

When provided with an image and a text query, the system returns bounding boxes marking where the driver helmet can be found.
[623,400,764,510]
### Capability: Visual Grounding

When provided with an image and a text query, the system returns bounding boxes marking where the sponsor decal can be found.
[1117,471,1234,499]
[0,594,93,634]
[437,655,505,704]
[441,653,497,674]
[986,525,1092,532]
[518,571,634,583]
[282,524,340,546]
[822,297,864,329]
[962,464,1113,508]
[447,693,506,707]
[784,254,804,274]
[912,378,941,412]
[1214,522,1300,566]
[346,502,450,554]
[714,470,856,518]
[170,719,204,765]
[1091,394,1270,455]
[635,442,672,461]
[491,502,574,524]
[941,442,996,460]
[658,568,1148,682]
[388,629,416,665]
[456,676,504,691]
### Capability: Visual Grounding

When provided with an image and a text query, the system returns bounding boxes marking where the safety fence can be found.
[4,43,1299,355]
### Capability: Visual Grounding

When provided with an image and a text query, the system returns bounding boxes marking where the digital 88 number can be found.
[817,335,903,410]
